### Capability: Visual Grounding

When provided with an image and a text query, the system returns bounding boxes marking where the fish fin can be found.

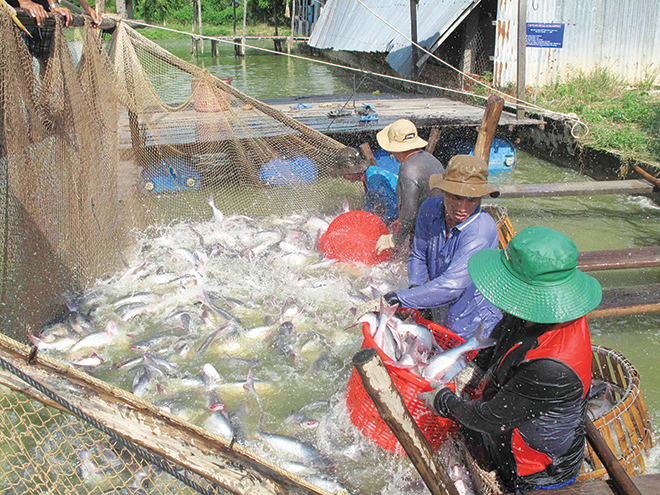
[471,320,497,349]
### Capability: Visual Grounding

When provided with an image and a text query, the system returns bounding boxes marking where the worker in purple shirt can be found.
[383,155,502,339]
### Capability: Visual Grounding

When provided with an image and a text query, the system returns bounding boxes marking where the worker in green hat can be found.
[418,226,602,492]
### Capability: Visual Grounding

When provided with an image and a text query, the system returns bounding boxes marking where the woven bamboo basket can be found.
[483,204,516,249]
[578,345,655,482]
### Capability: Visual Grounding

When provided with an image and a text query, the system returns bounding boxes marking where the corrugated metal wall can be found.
[495,0,660,88]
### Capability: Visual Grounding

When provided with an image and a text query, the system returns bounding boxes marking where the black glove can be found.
[383,291,399,306]
[418,381,457,419]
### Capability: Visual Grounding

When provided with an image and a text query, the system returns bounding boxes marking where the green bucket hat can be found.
[468,226,602,324]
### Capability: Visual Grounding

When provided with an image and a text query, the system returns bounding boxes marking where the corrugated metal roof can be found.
[308,0,481,78]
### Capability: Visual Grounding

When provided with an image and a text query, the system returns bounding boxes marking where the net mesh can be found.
[0,13,355,493]
[0,11,357,339]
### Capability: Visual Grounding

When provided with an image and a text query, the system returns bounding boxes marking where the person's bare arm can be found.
[76,0,101,26]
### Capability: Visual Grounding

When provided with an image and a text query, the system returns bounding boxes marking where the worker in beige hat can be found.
[373,119,445,256]
[382,154,502,339]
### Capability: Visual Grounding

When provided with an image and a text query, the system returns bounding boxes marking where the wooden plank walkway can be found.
[117,93,543,150]
[262,93,543,135]
[497,180,657,198]
[519,472,660,494]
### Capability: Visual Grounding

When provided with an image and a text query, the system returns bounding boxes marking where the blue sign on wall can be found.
[526,23,565,48]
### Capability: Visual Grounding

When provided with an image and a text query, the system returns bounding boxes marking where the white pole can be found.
[241,0,248,56]
[197,0,203,53]
[288,0,295,53]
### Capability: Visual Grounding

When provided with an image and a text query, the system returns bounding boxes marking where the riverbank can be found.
[533,67,660,170]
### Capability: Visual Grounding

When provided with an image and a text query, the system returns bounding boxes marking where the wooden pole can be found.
[516,0,527,120]
[353,349,460,495]
[425,127,441,155]
[240,0,247,56]
[359,143,377,167]
[410,0,419,80]
[233,0,237,36]
[473,95,504,164]
[585,420,643,495]
[633,164,660,188]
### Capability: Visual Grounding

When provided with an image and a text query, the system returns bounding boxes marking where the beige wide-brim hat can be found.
[376,119,427,152]
[429,154,499,198]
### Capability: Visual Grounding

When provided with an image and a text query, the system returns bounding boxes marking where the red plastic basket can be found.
[318,210,391,265]
[345,309,467,454]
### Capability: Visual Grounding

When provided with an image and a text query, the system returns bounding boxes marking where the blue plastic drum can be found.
[259,156,318,185]
[447,137,516,173]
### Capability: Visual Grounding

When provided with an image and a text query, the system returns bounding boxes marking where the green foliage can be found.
[131,0,284,26]
[535,66,660,166]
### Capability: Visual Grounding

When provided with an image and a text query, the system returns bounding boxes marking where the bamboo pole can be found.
[473,95,504,164]
[352,348,460,495]
[585,419,643,495]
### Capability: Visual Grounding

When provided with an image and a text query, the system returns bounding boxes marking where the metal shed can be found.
[309,0,660,88]
[496,0,660,88]
[308,0,483,79]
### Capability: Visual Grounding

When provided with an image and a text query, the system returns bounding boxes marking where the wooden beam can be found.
[352,348,460,495]
[474,95,504,163]
[516,473,660,494]
[584,420,643,495]
[16,10,117,30]
[578,246,660,272]
[497,180,657,198]
[587,284,660,319]
[425,127,441,155]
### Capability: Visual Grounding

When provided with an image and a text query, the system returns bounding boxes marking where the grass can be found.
[136,22,291,40]
[532,66,660,168]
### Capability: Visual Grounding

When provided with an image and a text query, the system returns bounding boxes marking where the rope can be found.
[125,19,588,132]
[354,0,589,129]
[0,354,221,495]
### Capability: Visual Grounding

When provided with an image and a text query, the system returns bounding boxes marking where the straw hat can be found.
[429,154,499,198]
[468,227,602,324]
[376,119,427,152]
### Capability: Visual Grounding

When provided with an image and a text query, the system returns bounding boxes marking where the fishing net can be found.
[0,332,331,495]
[0,11,358,494]
[0,10,358,339]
